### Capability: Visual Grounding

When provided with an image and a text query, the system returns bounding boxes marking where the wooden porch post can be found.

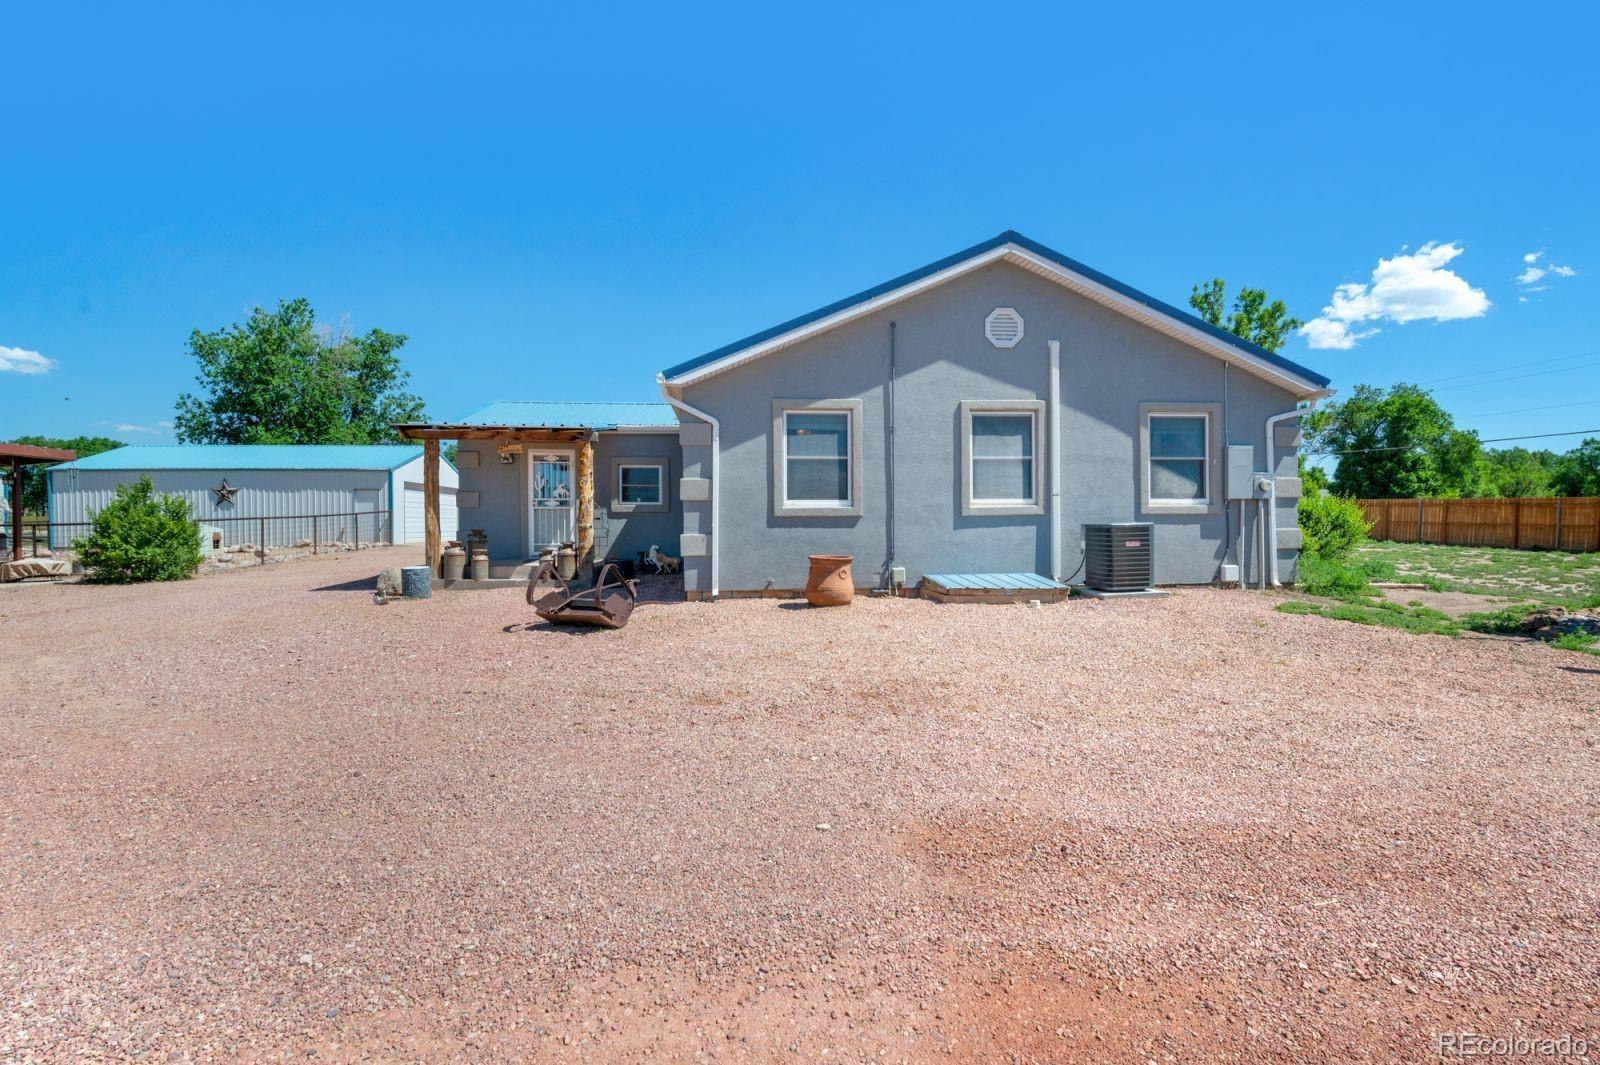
[423,438,442,574]
[575,436,595,566]
[9,461,22,561]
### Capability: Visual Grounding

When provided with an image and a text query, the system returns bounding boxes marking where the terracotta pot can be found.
[805,554,854,607]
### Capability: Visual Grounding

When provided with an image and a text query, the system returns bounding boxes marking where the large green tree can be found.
[1551,438,1600,496]
[8,435,124,516]
[1188,278,1304,352]
[174,298,423,444]
[1480,447,1558,498]
[1305,383,1490,499]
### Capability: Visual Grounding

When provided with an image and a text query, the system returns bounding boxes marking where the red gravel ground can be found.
[2,547,1597,1061]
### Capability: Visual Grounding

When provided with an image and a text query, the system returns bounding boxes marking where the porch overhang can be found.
[392,424,598,578]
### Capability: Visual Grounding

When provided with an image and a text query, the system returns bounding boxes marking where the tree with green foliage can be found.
[7,435,124,516]
[1551,438,1600,496]
[1305,383,1489,499]
[1298,453,1330,496]
[73,476,203,583]
[174,298,423,444]
[1480,447,1557,498]
[1188,279,1304,352]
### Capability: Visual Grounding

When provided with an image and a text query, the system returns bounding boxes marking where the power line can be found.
[1306,428,1600,458]
[1418,347,1600,386]
[1431,360,1600,393]
[1459,397,1600,419]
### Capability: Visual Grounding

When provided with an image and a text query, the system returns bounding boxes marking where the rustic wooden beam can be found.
[575,437,595,566]
[423,438,442,574]
[9,461,21,562]
[397,426,590,443]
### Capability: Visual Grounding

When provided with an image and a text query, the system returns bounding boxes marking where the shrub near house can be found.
[74,476,204,584]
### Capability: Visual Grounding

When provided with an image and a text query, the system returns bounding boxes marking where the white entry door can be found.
[527,451,575,555]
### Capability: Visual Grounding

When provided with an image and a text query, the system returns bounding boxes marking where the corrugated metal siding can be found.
[49,468,395,549]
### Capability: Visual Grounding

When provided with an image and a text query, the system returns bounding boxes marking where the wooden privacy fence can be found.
[1359,497,1600,553]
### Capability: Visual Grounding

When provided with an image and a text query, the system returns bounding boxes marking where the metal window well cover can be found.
[920,572,1069,604]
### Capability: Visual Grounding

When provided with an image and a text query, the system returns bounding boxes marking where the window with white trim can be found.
[617,463,663,505]
[1147,413,1209,505]
[782,410,852,506]
[959,399,1045,516]
[970,412,1036,504]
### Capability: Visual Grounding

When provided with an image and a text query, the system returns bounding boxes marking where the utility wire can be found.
[1305,428,1600,458]
[1458,397,1600,419]
[1432,360,1600,393]
[1418,347,1600,386]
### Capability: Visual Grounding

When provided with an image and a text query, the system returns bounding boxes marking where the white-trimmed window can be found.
[1139,403,1221,515]
[960,400,1045,516]
[610,457,668,513]
[1148,414,1208,504]
[784,411,850,504]
[771,399,863,517]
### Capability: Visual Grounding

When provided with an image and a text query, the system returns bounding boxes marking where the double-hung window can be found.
[960,400,1045,516]
[1139,403,1220,515]
[772,400,862,517]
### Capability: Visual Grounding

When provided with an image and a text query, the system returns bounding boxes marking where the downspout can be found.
[657,375,720,600]
[884,321,896,588]
[1264,399,1321,587]
[1048,340,1062,581]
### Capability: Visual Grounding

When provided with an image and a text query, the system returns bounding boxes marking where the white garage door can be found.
[403,483,458,544]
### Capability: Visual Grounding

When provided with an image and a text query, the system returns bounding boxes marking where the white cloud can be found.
[158,420,174,429]
[0,344,57,374]
[1517,249,1577,293]
[103,421,166,435]
[1300,242,1490,350]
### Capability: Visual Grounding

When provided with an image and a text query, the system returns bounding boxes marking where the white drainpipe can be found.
[1048,339,1062,581]
[657,375,719,600]
[1264,397,1323,588]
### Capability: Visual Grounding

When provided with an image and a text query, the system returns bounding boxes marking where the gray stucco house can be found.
[400,231,1331,597]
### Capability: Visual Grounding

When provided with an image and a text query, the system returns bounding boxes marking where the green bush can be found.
[73,476,204,584]
[1298,493,1372,561]
[1298,554,1375,601]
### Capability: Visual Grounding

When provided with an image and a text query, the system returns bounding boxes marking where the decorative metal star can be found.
[211,479,240,506]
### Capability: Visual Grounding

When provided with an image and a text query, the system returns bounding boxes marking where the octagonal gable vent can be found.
[985,307,1024,348]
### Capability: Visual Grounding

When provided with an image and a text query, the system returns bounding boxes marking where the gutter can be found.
[1048,340,1062,581]
[656,375,720,600]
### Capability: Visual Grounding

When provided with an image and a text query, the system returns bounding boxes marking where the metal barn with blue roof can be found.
[46,444,459,549]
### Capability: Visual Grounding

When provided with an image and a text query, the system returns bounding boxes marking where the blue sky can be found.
[2,1,1595,454]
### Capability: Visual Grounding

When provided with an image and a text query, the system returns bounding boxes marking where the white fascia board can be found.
[666,247,1012,386]
[668,243,1326,398]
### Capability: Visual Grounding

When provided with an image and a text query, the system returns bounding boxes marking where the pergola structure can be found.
[2,443,77,560]
[393,421,596,576]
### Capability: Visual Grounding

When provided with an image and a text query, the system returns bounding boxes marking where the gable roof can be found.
[49,444,426,472]
[660,230,1331,397]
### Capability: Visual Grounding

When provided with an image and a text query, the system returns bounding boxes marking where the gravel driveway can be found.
[3,548,1596,1061]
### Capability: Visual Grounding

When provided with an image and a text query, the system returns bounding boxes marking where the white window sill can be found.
[776,501,862,518]
[966,500,1044,517]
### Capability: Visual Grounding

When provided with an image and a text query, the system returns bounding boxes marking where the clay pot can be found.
[805,554,854,607]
